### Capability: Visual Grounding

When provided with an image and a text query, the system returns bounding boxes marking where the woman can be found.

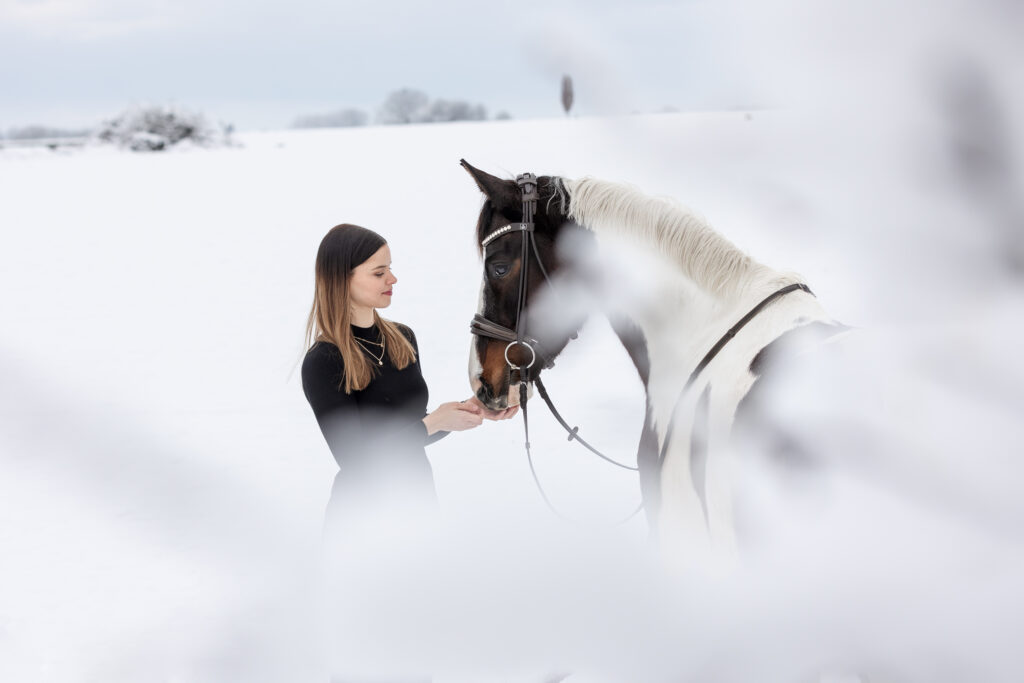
[302,223,515,527]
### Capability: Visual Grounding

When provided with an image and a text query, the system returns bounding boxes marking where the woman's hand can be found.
[423,401,484,435]
[464,395,520,421]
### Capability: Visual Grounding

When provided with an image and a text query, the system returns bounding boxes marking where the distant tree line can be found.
[292,88,510,129]
[1,105,236,152]
[293,109,369,129]
[2,125,91,140]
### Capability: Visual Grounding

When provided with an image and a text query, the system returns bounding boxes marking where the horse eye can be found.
[490,263,510,278]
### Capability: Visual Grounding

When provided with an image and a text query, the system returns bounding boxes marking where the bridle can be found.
[468,171,815,521]
[469,173,553,382]
[468,174,641,521]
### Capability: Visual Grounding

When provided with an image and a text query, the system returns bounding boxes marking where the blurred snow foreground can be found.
[2,1,1024,681]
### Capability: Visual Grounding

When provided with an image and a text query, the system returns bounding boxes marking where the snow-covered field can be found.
[3,8,1024,679]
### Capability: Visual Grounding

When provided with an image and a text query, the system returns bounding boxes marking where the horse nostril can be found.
[477,378,494,401]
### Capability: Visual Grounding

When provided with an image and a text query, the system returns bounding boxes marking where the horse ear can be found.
[460,159,518,208]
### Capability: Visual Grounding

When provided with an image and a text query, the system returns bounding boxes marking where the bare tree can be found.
[561,75,574,116]
[376,88,430,125]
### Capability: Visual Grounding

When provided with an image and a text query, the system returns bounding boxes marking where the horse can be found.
[460,160,846,564]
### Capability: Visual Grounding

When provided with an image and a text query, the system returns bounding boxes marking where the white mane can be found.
[559,177,777,300]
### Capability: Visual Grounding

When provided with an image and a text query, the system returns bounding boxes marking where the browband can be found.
[482,222,534,251]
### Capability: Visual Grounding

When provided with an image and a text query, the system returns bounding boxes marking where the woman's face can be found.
[349,245,397,313]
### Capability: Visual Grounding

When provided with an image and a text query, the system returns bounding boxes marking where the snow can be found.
[2,9,1024,678]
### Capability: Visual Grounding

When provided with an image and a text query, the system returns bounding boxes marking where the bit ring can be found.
[504,340,536,369]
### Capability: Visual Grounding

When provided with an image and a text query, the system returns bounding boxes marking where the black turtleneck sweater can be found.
[301,323,447,498]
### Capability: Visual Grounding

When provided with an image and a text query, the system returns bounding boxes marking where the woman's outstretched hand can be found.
[464,396,519,421]
[423,397,520,435]
[423,401,484,435]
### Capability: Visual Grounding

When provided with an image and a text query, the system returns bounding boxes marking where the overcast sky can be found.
[0,0,767,131]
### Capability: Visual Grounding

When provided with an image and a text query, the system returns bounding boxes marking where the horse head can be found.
[461,160,589,410]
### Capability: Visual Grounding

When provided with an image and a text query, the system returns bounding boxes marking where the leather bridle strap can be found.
[469,313,535,345]
[513,174,538,354]
[657,282,814,467]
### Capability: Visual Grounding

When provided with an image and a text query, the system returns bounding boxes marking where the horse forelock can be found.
[546,176,571,216]
[562,177,775,300]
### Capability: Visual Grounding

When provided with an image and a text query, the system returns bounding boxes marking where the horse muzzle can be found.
[473,371,533,410]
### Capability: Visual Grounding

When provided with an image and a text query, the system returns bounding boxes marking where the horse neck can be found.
[562,176,797,320]
[562,177,782,301]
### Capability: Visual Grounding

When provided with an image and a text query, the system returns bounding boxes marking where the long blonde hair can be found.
[304,224,416,393]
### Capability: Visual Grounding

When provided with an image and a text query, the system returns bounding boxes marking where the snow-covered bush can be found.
[97,106,231,151]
